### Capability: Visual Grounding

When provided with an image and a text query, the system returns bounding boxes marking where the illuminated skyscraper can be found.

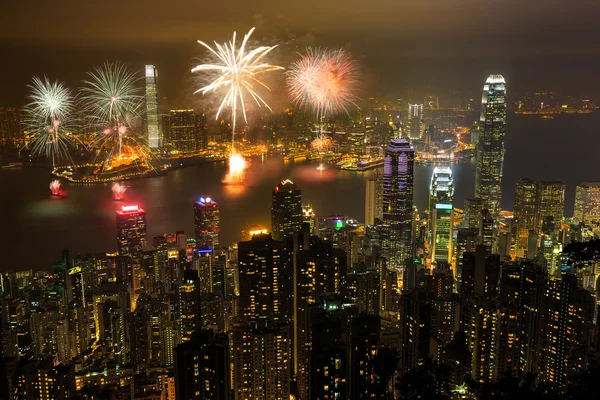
[535,180,565,238]
[475,74,506,222]
[573,182,600,225]
[168,110,197,152]
[145,65,162,149]
[237,233,290,322]
[194,196,220,247]
[430,168,454,261]
[365,177,383,226]
[116,205,147,258]
[429,166,454,263]
[407,104,423,139]
[463,198,483,229]
[513,178,537,258]
[541,274,594,392]
[302,204,316,233]
[382,138,415,273]
[271,179,303,241]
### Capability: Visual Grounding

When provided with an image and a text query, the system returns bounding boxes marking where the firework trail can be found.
[287,48,359,168]
[192,28,283,183]
[80,62,151,172]
[49,179,63,196]
[111,182,127,201]
[24,77,76,166]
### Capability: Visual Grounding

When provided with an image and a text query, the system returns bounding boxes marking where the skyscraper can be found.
[429,167,454,263]
[535,180,565,238]
[271,179,302,241]
[573,182,600,226]
[168,110,197,152]
[429,168,454,261]
[407,104,423,139]
[194,196,220,247]
[116,205,147,258]
[382,138,415,274]
[514,178,537,258]
[237,233,290,322]
[145,65,162,149]
[475,74,507,222]
[365,177,383,226]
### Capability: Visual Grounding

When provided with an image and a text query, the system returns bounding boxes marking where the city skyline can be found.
[3,2,600,399]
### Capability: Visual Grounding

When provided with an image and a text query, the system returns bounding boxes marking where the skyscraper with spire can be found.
[382,138,415,275]
[475,74,506,222]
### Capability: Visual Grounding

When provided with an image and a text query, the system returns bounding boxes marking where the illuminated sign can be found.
[435,204,453,210]
[198,196,215,205]
[335,220,345,229]
[121,205,139,212]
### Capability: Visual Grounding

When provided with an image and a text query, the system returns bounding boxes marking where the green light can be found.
[335,220,345,229]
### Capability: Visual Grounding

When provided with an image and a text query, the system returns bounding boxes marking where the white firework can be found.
[191,27,284,140]
[80,62,149,170]
[24,76,76,166]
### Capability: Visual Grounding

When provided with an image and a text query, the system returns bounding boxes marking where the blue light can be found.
[198,249,212,254]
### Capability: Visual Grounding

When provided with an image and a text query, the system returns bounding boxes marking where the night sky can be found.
[2,0,600,107]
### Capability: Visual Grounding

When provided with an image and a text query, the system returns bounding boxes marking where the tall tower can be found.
[382,138,415,274]
[271,179,303,241]
[116,205,147,257]
[574,182,600,225]
[145,65,161,149]
[365,177,383,226]
[193,196,220,247]
[513,178,537,258]
[407,104,424,139]
[535,180,565,238]
[429,166,454,263]
[237,233,290,323]
[475,74,506,222]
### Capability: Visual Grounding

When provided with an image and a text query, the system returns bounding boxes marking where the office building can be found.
[145,65,162,149]
[194,196,220,247]
[407,104,423,139]
[574,182,600,226]
[429,166,454,263]
[271,179,303,241]
[382,138,415,274]
[475,74,507,222]
[168,109,197,152]
[463,198,483,229]
[365,177,383,226]
[116,205,147,258]
[514,178,537,258]
[536,180,565,238]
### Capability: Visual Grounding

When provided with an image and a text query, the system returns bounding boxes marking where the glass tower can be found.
[475,74,506,222]
[145,65,162,149]
[429,166,454,263]
[382,138,415,274]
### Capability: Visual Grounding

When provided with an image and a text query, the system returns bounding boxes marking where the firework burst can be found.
[24,77,77,166]
[287,47,359,117]
[192,27,284,138]
[192,28,283,184]
[111,182,127,201]
[80,62,151,172]
[49,179,63,196]
[311,135,333,153]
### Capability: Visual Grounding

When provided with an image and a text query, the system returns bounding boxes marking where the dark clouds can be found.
[1,0,600,106]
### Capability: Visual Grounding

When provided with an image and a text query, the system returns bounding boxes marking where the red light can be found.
[122,205,139,212]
